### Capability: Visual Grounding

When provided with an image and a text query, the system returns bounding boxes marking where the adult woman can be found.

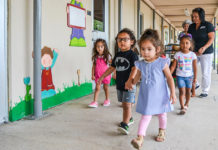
[188,7,215,98]
[178,20,192,40]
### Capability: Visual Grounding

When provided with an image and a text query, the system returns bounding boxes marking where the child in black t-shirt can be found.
[97,28,139,135]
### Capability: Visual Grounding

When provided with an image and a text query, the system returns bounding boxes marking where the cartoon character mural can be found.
[41,46,58,99]
[67,0,86,47]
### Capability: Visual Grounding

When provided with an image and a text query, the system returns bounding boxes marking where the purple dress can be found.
[135,57,173,115]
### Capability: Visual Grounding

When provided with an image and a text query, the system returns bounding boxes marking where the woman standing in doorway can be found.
[188,7,215,98]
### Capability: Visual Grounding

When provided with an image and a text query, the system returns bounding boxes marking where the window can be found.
[94,0,105,32]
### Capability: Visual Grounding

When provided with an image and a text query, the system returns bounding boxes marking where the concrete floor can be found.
[1,70,218,150]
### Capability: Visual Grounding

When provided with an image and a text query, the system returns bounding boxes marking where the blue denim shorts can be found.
[176,76,193,89]
[117,86,136,103]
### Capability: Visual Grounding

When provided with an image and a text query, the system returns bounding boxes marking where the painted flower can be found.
[24,77,30,85]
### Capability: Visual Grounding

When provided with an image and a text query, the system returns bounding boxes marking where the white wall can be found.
[122,0,137,33]
[140,1,153,30]
[155,13,162,37]
[8,0,93,106]
[109,0,119,56]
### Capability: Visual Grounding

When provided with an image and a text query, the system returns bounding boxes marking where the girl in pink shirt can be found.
[88,39,112,108]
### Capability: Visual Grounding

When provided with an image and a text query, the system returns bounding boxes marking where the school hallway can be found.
[0,69,218,150]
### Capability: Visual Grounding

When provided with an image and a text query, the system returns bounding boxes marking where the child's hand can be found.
[125,80,133,90]
[112,73,116,79]
[193,78,197,84]
[97,77,103,86]
[92,75,95,80]
[170,93,176,104]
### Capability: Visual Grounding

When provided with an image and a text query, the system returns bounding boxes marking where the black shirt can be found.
[111,50,139,91]
[188,21,215,54]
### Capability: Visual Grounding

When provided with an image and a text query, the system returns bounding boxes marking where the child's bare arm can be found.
[170,59,177,74]
[132,70,141,85]
[163,64,176,104]
[97,66,115,85]
[125,67,138,90]
[92,63,96,80]
[192,59,197,83]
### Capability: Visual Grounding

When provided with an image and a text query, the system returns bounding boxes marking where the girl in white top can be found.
[170,34,197,114]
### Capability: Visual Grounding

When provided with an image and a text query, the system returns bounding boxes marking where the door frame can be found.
[0,0,8,124]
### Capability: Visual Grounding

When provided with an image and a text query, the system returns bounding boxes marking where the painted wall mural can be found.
[41,46,58,99]
[67,0,86,47]
[24,77,32,101]
[9,82,93,122]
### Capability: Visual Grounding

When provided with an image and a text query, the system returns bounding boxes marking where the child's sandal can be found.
[131,137,143,150]
[155,128,165,142]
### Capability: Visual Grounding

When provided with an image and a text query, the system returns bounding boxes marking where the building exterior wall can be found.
[155,13,162,37]
[122,0,138,34]
[140,1,153,30]
[109,0,119,56]
[8,0,93,112]
[7,0,179,121]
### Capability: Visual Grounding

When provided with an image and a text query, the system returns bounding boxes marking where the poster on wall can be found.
[67,0,86,47]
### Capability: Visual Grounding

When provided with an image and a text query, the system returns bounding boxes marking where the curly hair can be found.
[92,39,111,65]
[182,20,192,28]
[114,28,136,54]
[138,29,164,57]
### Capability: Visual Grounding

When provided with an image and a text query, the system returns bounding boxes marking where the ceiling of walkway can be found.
[149,0,218,30]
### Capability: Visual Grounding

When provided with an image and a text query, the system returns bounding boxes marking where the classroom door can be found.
[92,0,109,42]
[0,0,8,124]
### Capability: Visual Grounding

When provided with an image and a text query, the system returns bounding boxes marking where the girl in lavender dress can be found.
[125,29,176,149]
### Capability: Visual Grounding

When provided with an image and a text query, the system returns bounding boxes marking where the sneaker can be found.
[88,101,98,108]
[118,117,134,127]
[128,117,134,126]
[199,93,208,98]
[103,99,110,106]
[195,84,200,90]
[118,122,129,135]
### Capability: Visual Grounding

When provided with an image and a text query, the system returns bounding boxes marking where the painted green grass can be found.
[110,78,116,86]
[9,82,92,122]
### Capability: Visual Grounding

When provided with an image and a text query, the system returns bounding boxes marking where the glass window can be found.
[94,0,105,32]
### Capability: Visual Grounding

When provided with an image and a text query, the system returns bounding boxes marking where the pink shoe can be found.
[88,101,98,108]
[103,99,110,106]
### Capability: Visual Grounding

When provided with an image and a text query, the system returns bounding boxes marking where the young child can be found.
[97,28,139,134]
[88,39,112,108]
[125,29,176,149]
[170,34,197,114]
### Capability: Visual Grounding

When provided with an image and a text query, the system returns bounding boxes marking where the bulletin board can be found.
[67,3,86,29]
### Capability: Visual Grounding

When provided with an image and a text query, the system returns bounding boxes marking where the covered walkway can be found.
[0,69,218,150]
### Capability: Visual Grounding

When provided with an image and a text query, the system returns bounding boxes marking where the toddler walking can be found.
[126,29,176,149]
[88,39,112,108]
[98,28,139,134]
[170,34,197,114]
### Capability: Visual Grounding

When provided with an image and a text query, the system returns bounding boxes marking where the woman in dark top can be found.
[188,7,215,98]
